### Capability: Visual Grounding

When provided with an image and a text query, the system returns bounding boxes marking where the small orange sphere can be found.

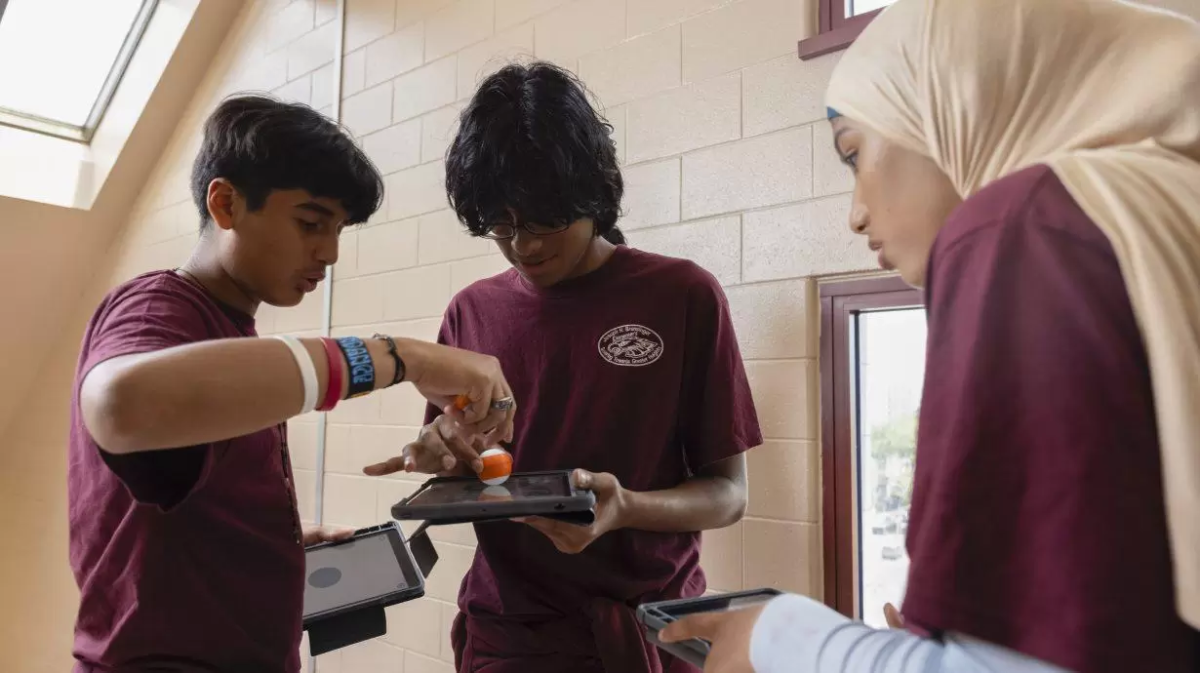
[478,448,513,485]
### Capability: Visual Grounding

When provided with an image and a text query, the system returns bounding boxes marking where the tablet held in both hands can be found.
[637,589,784,668]
[391,469,598,526]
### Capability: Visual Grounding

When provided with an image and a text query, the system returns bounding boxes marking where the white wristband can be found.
[274,335,318,415]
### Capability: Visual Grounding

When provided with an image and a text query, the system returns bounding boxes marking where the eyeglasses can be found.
[479,220,571,240]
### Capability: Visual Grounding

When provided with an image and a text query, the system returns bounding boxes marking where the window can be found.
[0,0,158,142]
[797,0,896,61]
[820,275,924,624]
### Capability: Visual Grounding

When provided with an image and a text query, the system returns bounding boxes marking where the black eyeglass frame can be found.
[475,220,573,240]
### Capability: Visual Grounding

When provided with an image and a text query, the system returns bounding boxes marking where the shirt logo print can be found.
[597,324,665,367]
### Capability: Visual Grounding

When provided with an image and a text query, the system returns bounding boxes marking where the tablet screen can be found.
[407,473,570,506]
[303,530,410,620]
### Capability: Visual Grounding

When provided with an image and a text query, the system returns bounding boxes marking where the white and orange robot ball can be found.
[478,447,513,486]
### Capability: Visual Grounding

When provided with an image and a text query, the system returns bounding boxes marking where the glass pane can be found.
[847,0,896,18]
[0,0,146,126]
[856,307,926,628]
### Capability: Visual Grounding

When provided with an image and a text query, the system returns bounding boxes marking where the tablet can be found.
[302,522,426,628]
[390,470,597,526]
[637,588,784,668]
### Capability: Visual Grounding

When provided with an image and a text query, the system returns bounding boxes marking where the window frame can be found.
[0,0,159,143]
[819,274,923,618]
[797,0,887,61]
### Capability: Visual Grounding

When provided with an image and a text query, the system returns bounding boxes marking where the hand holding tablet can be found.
[301,524,355,547]
[638,589,783,669]
[515,469,624,554]
[302,523,425,629]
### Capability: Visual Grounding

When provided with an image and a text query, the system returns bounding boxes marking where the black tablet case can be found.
[303,521,439,656]
[636,589,784,668]
[391,470,597,526]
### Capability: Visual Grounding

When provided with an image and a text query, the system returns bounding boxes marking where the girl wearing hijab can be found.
[661,0,1200,671]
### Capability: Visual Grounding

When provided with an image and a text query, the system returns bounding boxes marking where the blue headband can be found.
[827,107,842,120]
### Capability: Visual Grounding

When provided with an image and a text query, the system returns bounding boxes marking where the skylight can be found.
[0,0,158,142]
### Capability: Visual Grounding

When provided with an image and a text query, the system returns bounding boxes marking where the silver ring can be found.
[490,396,515,411]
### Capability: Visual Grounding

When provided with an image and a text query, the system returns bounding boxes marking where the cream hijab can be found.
[827,0,1200,629]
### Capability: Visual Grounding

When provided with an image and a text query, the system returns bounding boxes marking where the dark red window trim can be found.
[798,0,885,61]
[819,274,922,617]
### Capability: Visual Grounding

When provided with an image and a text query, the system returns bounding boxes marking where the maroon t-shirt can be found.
[429,246,762,670]
[68,271,305,672]
[904,165,1200,672]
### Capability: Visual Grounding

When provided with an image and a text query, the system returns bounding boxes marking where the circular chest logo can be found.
[598,324,665,367]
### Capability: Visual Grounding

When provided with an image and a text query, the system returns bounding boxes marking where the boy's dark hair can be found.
[445,62,625,245]
[191,95,384,229]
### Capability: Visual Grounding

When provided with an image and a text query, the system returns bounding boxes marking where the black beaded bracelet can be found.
[372,333,406,387]
[335,336,375,398]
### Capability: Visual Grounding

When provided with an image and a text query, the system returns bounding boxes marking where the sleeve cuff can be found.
[749,594,854,673]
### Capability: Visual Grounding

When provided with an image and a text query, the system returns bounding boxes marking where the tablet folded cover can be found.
[305,522,439,656]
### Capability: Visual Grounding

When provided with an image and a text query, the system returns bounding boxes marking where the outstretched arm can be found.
[660,593,1068,673]
[83,335,514,454]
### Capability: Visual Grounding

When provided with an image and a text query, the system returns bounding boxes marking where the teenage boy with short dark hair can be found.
[68,95,516,672]
[383,63,762,673]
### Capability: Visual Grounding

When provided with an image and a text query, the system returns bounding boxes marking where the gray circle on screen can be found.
[308,567,342,589]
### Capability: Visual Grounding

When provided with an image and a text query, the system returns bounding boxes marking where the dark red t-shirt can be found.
[68,271,305,672]
[429,247,762,670]
[904,165,1200,672]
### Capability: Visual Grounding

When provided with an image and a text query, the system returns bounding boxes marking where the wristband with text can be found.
[335,336,375,398]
